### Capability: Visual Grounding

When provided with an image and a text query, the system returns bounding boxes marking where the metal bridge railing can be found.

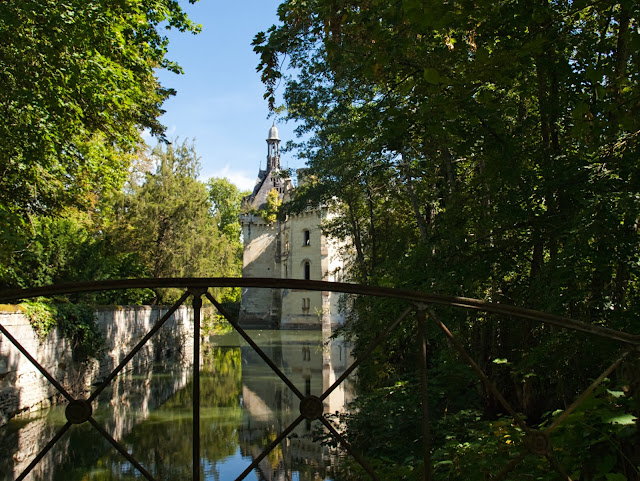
[1,278,638,481]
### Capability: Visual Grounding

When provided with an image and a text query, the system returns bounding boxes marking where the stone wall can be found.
[0,305,194,427]
[240,205,349,329]
[239,214,281,326]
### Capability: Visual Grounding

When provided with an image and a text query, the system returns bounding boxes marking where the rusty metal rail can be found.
[1,277,639,481]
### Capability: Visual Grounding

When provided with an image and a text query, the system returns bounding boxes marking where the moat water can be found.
[0,329,354,481]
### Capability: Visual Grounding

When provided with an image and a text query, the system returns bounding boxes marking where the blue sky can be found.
[147,0,300,191]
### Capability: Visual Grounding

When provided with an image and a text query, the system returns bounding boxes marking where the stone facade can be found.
[239,126,348,329]
[0,305,194,427]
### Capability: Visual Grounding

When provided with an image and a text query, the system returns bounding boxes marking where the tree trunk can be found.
[400,152,428,242]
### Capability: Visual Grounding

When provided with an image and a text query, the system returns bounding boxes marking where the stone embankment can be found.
[0,305,194,427]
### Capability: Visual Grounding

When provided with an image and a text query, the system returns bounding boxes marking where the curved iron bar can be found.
[1,278,639,481]
[1,278,638,346]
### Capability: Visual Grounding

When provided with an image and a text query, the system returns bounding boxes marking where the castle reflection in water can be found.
[232,329,355,481]
[0,328,354,481]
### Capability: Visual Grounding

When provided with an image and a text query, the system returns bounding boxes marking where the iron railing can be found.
[1,277,639,481]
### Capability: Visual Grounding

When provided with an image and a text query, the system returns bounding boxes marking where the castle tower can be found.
[267,123,280,171]
[239,126,347,329]
[239,125,293,327]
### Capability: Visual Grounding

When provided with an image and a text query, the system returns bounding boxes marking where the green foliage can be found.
[76,347,243,480]
[21,300,103,358]
[256,0,640,317]
[207,177,250,238]
[0,0,204,296]
[546,382,639,481]
[430,382,639,481]
[201,306,235,336]
[21,300,57,337]
[256,0,640,477]
[258,188,282,224]
[1,139,243,305]
[109,139,242,303]
[0,0,200,221]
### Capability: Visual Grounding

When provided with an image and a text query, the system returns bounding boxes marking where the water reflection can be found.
[0,360,192,481]
[0,330,354,481]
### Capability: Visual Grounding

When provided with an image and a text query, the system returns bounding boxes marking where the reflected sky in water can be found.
[0,329,353,481]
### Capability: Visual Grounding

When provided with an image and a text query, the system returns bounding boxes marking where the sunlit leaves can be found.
[0,0,201,218]
[110,140,241,304]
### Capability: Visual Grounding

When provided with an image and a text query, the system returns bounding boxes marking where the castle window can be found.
[303,229,310,246]
[304,261,311,280]
[302,297,310,313]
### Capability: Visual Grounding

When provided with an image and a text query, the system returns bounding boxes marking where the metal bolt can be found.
[525,430,550,456]
[65,399,92,424]
[299,395,323,420]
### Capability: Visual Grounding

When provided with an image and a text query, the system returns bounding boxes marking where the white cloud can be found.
[164,125,178,140]
[140,128,153,146]
[140,126,179,147]
[202,164,257,192]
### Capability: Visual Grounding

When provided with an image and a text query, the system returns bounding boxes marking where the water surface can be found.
[0,329,354,481]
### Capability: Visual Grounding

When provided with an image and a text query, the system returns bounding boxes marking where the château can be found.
[239,125,347,328]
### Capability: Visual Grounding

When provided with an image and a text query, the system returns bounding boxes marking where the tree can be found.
[255,0,640,331]
[111,140,241,303]
[0,0,200,219]
[207,177,249,238]
[0,0,200,289]
[254,1,640,476]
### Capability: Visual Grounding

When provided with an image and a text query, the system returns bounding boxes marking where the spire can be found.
[266,122,280,171]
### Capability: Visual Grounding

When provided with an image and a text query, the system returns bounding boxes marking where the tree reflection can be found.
[81,347,243,480]
[5,332,349,481]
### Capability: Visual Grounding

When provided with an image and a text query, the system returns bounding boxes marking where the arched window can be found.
[303,229,310,246]
[304,261,311,280]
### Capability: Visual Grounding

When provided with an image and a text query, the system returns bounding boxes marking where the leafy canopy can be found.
[0,0,201,219]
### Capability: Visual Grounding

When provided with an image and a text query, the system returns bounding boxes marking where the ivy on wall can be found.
[20,300,104,358]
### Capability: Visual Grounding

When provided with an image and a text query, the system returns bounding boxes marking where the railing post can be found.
[191,288,205,481]
[417,307,432,481]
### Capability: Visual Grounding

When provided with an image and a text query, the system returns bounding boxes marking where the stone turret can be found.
[266,123,280,172]
[242,124,290,211]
